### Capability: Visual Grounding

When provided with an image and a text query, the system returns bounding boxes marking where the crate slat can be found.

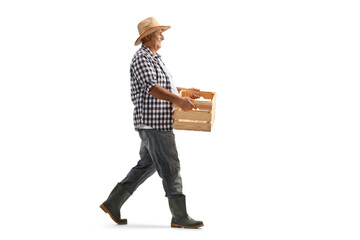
[174,120,212,132]
[174,101,212,111]
[181,90,214,99]
[193,101,212,111]
[211,93,217,122]
[173,110,212,121]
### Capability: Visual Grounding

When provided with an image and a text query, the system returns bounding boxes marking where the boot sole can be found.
[171,223,204,229]
[99,204,127,225]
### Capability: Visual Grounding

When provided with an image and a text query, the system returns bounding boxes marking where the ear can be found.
[141,35,149,43]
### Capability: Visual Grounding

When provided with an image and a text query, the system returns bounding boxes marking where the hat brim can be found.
[134,25,171,46]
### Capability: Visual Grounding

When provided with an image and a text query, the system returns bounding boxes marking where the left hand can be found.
[187,88,200,99]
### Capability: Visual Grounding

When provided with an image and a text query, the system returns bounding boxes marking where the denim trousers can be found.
[120,129,184,198]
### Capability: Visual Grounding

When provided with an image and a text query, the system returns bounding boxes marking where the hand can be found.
[187,88,200,99]
[189,92,200,99]
[176,97,196,111]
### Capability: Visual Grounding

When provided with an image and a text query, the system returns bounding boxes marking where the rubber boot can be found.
[168,196,204,228]
[100,183,131,224]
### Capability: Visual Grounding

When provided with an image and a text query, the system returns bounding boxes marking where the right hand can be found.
[176,97,196,111]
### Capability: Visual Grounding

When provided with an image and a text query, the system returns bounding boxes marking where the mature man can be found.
[100,17,203,229]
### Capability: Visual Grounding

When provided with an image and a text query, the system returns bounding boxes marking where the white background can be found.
[1,0,359,239]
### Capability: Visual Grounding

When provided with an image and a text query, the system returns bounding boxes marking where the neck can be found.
[143,43,158,55]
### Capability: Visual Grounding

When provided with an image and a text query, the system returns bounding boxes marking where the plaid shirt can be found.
[130,45,174,131]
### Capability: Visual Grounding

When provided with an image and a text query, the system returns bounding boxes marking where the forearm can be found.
[176,87,186,92]
[149,85,181,104]
[149,85,196,111]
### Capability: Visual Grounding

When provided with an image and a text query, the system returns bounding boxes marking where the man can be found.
[100,17,204,229]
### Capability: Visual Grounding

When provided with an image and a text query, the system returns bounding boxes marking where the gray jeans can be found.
[120,129,184,198]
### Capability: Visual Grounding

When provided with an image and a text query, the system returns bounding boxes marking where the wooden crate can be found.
[174,90,216,132]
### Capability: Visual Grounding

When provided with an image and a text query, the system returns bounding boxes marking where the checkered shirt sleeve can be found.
[130,45,174,131]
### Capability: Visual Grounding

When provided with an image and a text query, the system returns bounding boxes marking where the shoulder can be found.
[132,47,152,62]
[131,50,155,70]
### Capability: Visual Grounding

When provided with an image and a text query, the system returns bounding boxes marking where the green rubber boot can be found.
[168,196,204,229]
[100,183,131,224]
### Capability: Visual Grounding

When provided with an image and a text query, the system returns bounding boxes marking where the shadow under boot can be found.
[100,183,131,224]
[168,196,204,229]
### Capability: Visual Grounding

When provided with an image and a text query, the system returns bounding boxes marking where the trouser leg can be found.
[138,129,184,198]
[120,140,156,194]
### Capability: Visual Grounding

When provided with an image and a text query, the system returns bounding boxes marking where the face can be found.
[147,30,164,52]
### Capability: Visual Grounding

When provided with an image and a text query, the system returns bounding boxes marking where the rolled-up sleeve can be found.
[132,55,157,93]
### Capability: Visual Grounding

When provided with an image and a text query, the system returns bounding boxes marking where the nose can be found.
[160,33,164,40]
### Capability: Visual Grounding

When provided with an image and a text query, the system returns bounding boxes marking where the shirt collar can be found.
[141,45,161,60]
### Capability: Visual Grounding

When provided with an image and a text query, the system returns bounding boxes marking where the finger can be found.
[189,99,196,109]
[191,93,200,99]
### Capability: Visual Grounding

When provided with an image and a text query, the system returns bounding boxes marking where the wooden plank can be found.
[174,120,212,132]
[174,100,212,111]
[179,90,215,100]
[211,93,216,122]
[179,91,186,97]
[174,110,212,121]
[197,91,215,99]
[192,100,212,111]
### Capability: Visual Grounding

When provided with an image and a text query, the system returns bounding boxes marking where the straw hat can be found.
[134,17,171,46]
